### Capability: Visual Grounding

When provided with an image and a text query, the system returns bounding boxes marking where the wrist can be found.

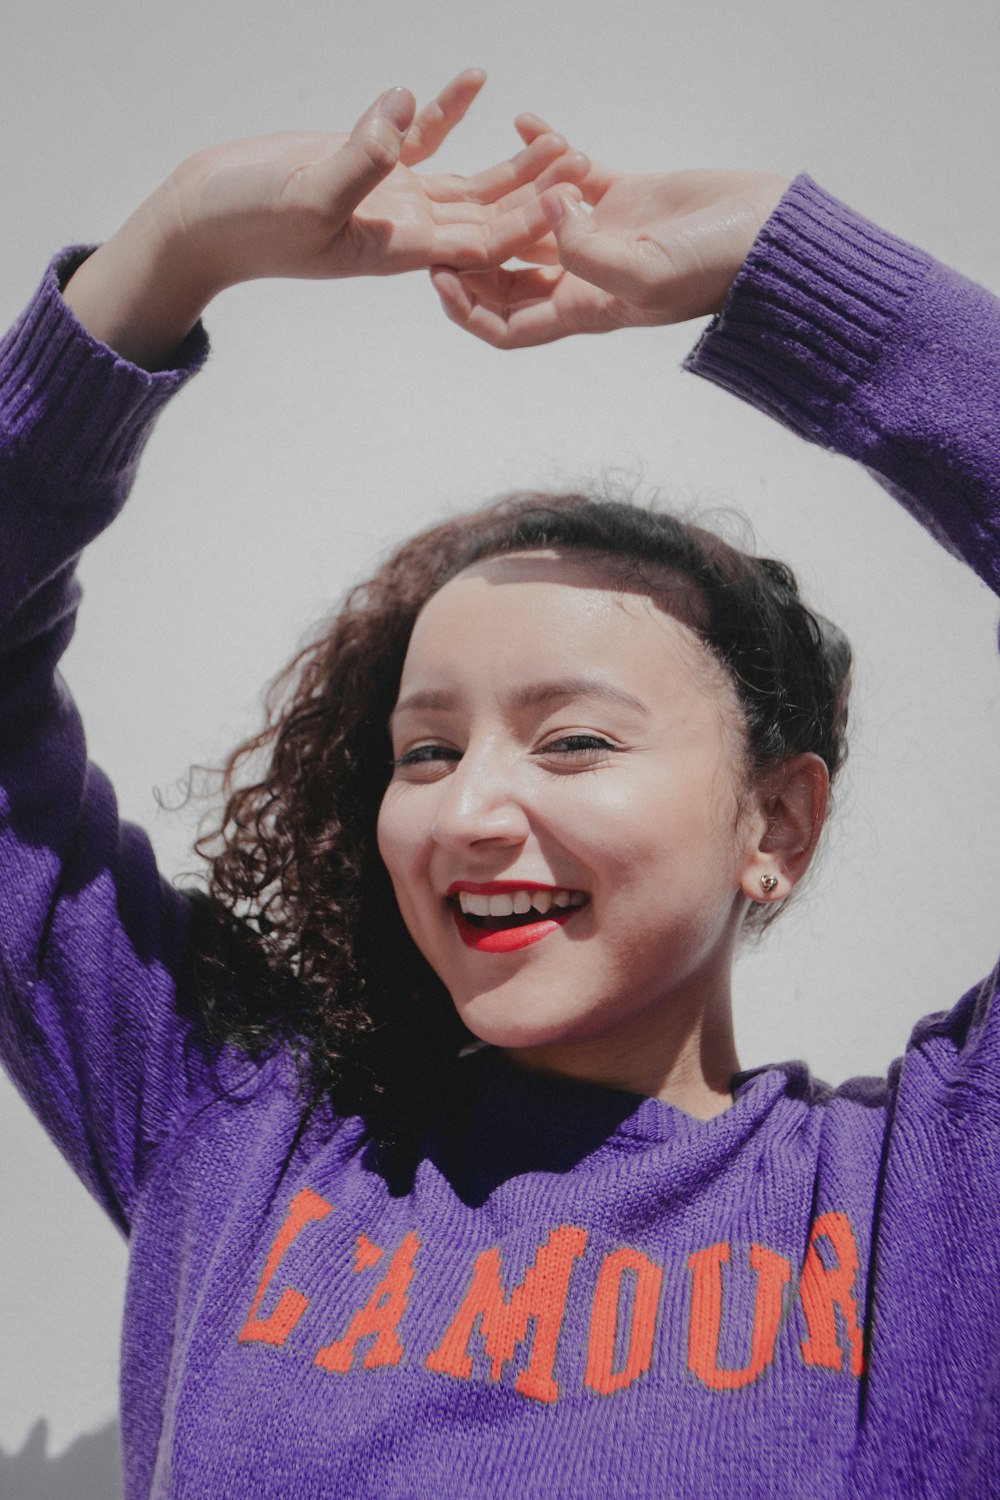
[62,181,224,371]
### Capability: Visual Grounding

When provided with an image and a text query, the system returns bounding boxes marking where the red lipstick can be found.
[450,906,579,953]
[445,880,587,954]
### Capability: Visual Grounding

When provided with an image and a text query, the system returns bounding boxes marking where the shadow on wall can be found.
[0,1419,122,1499]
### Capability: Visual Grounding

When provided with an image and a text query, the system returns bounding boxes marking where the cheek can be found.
[376,785,444,908]
[595,760,745,892]
[375,788,417,884]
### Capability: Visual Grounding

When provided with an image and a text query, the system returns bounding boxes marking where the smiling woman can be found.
[191,496,842,1130]
[376,544,828,1111]
[1,71,999,1500]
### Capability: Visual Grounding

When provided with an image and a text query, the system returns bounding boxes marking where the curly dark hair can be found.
[191,492,852,1139]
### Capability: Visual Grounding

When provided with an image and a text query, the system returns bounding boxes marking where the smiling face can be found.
[376,550,770,1102]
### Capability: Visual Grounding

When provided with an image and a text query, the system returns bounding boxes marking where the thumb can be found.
[319,87,416,221]
[541,186,652,304]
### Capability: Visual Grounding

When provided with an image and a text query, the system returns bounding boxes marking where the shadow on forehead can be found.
[445,546,711,633]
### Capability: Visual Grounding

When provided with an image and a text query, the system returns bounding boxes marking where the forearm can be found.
[1,251,207,631]
[0,261,211,1226]
[62,178,221,371]
[686,176,1000,596]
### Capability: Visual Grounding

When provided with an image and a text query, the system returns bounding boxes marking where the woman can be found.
[1,72,997,1499]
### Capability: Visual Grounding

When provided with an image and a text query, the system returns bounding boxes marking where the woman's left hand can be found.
[430,112,789,348]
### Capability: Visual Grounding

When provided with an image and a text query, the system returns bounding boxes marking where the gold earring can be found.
[760,873,779,894]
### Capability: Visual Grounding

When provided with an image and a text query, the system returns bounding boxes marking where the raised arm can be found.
[0,76,586,1230]
[684,175,1000,595]
[431,133,1000,594]
[0,256,209,1234]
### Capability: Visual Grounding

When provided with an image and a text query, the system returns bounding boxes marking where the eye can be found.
[541,734,618,762]
[391,743,461,773]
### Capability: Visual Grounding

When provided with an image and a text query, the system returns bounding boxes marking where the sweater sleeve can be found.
[686,181,1000,1490]
[685,174,1000,595]
[685,181,1000,1032]
[0,249,215,1235]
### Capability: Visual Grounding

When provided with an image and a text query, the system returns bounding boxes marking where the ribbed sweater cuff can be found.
[0,247,209,497]
[684,176,932,446]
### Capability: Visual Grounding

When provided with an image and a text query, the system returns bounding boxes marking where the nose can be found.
[430,745,531,853]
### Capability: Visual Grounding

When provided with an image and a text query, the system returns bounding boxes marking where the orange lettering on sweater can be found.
[354,1234,383,1273]
[799,1212,866,1376]
[584,1246,664,1396]
[686,1241,791,1391]
[238,1188,333,1347]
[314,1231,422,1373]
[425,1226,588,1404]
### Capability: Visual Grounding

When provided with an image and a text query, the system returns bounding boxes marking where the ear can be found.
[738,753,830,907]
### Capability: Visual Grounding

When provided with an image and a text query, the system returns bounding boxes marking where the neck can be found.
[505,976,741,1122]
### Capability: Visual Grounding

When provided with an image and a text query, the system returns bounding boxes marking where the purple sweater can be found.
[1,178,998,1499]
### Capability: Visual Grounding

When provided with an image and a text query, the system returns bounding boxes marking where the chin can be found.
[451,986,600,1054]
[457,1011,564,1053]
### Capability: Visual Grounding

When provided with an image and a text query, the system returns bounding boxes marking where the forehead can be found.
[435,548,702,615]
[400,550,731,707]
[416,548,701,634]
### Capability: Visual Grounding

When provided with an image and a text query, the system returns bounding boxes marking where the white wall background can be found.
[1,0,998,1493]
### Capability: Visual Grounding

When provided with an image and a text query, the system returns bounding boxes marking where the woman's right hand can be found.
[63,74,588,369]
[431,113,789,348]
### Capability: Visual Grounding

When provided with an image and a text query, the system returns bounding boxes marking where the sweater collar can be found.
[444,1045,796,1172]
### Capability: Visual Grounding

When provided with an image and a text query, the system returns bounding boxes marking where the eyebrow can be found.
[389,677,652,726]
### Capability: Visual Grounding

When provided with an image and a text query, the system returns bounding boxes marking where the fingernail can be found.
[542,194,564,231]
[376,88,415,132]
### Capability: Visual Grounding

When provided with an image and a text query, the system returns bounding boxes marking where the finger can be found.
[399,68,487,167]
[431,265,554,349]
[534,147,592,193]
[435,132,568,206]
[509,234,563,266]
[433,281,572,348]
[440,264,564,308]
[486,151,592,267]
[309,88,415,220]
[514,112,557,147]
[516,113,616,203]
[429,148,589,228]
[540,186,660,301]
[479,148,592,216]
[430,184,568,271]
[430,265,622,348]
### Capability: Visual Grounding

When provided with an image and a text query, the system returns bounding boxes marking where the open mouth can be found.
[446,886,589,953]
[460,907,562,931]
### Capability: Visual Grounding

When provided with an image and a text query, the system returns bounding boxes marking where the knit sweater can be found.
[1,177,998,1500]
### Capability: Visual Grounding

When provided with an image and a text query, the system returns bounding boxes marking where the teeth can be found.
[455,888,585,917]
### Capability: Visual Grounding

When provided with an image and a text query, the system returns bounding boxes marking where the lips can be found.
[450,904,581,953]
[445,881,588,954]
